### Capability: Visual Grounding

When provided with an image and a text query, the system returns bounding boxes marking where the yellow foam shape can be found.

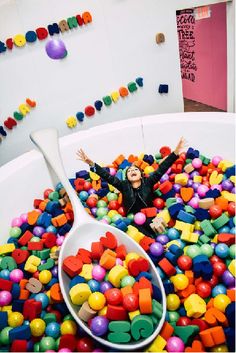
[108,265,128,287]
[80,264,93,280]
[13,34,26,47]
[66,116,77,128]
[218,160,233,172]
[175,173,188,186]
[127,225,139,236]
[129,310,140,321]
[1,306,12,313]
[194,221,201,231]
[209,170,223,186]
[212,234,218,244]
[128,231,145,244]
[18,103,30,116]
[184,294,206,318]
[98,306,107,316]
[146,334,167,352]
[156,209,170,223]
[107,210,118,218]
[193,175,202,183]
[221,191,236,202]
[165,240,180,248]
[181,230,198,243]
[138,153,145,160]
[0,243,15,255]
[69,283,91,305]
[108,184,115,191]
[111,91,120,103]
[175,221,194,232]
[89,171,100,181]
[24,255,41,273]
[228,260,236,277]
[229,176,235,184]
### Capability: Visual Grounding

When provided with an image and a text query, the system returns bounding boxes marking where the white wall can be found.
[0,0,234,165]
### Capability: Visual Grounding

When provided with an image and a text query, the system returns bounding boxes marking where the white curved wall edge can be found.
[0,112,235,242]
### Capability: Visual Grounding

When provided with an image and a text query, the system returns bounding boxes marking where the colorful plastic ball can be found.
[212,155,223,166]
[33,226,45,237]
[79,191,89,201]
[212,284,227,297]
[213,261,227,276]
[192,158,202,169]
[229,244,236,258]
[20,213,28,223]
[0,326,12,345]
[218,225,231,234]
[177,255,192,270]
[156,234,169,244]
[56,236,64,246]
[45,39,67,60]
[134,212,146,225]
[188,197,199,209]
[77,337,94,352]
[39,337,56,352]
[167,294,181,311]
[150,242,164,257]
[96,207,108,218]
[176,316,192,326]
[116,258,123,266]
[196,281,212,298]
[167,228,180,240]
[8,311,24,327]
[83,181,92,191]
[45,322,61,338]
[58,349,72,352]
[121,275,135,287]
[123,293,139,311]
[186,245,202,258]
[90,316,109,337]
[171,274,189,290]
[167,311,180,323]
[107,192,118,201]
[197,184,209,197]
[88,292,106,311]
[47,225,57,233]
[213,294,231,312]
[222,270,235,287]
[127,213,134,221]
[39,270,52,284]
[228,202,235,216]
[201,244,214,258]
[222,179,234,191]
[100,281,112,293]
[105,288,122,305]
[34,293,49,309]
[86,197,98,208]
[92,265,106,281]
[111,214,122,222]
[30,318,46,337]
[97,200,107,208]
[215,243,229,258]
[88,279,101,292]
[108,200,120,210]
[118,206,126,216]
[60,320,77,335]
[0,290,12,306]
[9,269,23,283]
[209,205,223,219]
[9,226,22,238]
[166,336,185,352]
[153,198,165,209]
[0,269,10,280]
[11,217,23,227]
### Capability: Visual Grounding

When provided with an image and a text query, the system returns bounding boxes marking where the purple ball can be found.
[187,179,193,187]
[150,242,164,257]
[176,197,183,204]
[100,281,113,293]
[9,269,23,283]
[210,242,217,250]
[173,184,181,192]
[160,174,169,183]
[190,171,199,178]
[231,187,236,194]
[33,226,45,237]
[0,291,12,306]
[193,182,200,192]
[45,39,67,59]
[156,234,169,244]
[91,207,97,216]
[166,336,185,352]
[90,316,109,336]
[51,266,58,278]
[88,189,96,195]
[221,180,234,191]
[222,270,235,288]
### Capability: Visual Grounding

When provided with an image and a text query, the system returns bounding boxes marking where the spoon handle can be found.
[30,128,92,227]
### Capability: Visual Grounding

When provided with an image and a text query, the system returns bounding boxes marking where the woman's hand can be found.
[174,136,188,156]
[76,148,94,166]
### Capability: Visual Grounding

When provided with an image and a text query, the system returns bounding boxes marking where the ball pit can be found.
[0,114,235,352]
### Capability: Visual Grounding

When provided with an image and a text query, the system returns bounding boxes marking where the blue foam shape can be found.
[177,210,196,224]
[69,276,86,289]
[0,312,8,330]
[9,325,31,342]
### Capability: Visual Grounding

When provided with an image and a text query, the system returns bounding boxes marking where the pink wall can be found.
[180,3,227,111]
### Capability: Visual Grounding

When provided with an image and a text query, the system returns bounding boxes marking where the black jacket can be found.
[93,152,178,214]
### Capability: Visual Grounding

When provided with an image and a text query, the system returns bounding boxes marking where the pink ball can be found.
[20,213,28,223]
[109,168,117,176]
[56,236,65,246]
[211,184,222,192]
[0,291,12,306]
[212,155,223,166]
[92,265,106,281]
[197,184,209,197]
[116,258,123,266]
[11,217,23,227]
[166,336,185,352]
[188,197,199,209]
[134,212,146,225]
[192,158,202,169]
[58,349,71,352]
[100,219,109,224]
[9,269,24,283]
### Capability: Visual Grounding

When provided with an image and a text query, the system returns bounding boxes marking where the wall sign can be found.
[176,9,197,82]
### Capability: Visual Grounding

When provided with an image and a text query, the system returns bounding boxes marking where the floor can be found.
[184,98,225,112]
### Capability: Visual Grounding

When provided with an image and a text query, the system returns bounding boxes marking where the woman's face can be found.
[126,166,142,182]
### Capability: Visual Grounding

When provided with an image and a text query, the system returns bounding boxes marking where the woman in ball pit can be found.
[76,137,187,238]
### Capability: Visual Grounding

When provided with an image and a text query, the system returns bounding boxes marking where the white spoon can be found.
[30,128,166,351]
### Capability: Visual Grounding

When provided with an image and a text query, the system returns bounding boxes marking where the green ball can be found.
[97,200,107,208]
[112,214,122,223]
[63,314,74,321]
[31,236,41,242]
[0,327,12,345]
[9,227,22,238]
[55,337,60,350]
[121,275,135,287]
[96,207,108,218]
[39,337,56,352]
[168,311,180,323]
[49,191,59,201]
[229,244,236,258]
[201,244,214,258]
[102,215,111,224]
[127,213,134,221]
[107,192,118,201]
[186,245,202,258]
[104,273,109,281]
[34,342,40,352]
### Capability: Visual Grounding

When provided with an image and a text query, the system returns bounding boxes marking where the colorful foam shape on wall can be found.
[84,106,95,117]
[76,112,84,122]
[156,33,165,44]
[66,116,77,128]
[136,77,144,87]
[94,100,103,111]
[103,96,112,106]
[159,84,169,94]
[0,126,7,136]
[128,82,138,93]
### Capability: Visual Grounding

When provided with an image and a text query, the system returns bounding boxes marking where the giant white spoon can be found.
[30,128,166,351]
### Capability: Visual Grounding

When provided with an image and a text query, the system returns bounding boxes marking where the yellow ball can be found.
[30,318,46,337]
[50,246,58,253]
[107,210,118,218]
[88,292,106,311]
[8,312,24,327]
[39,270,52,284]
[98,306,107,316]
[210,344,228,352]
[60,320,77,335]
[171,274,189,290]
[167,294,181,311]
[213,294,231,312]
[144,166,155,174]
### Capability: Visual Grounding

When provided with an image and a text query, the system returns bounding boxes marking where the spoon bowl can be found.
[30,128,166,351]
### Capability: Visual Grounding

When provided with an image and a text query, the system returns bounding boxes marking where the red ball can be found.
[86,197,97,208]
[77,337,94,352]
[196,281,212,298]
[83,181,92,191]
[208,274,219,287]
[108,200,120,210]
[228,202,236,216]
[176,316,192,326]
[105,288,122,305]
[213,261,227,277]
[43,188,53,198]
[177,255,192,270]
[191,318,209,332]
[123,293,139,312]
[209,204,222,219]
[153,198,165,209]
[48,309,62,323]
[118,206,126,217]
[33,271,39,279]
[210,255,223,264]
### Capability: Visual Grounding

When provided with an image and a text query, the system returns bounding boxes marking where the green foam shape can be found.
[172,324,199,345]
[131,315,153,341]
[107,332,131,343]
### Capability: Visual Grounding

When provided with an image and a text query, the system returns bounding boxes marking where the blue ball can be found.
[212,284,227,297]
[46,225,57,233]
[79,191,89,201]
[88,279,101,292]
[45,322,61,338]
[230,227,236,234]
[215,243,229,258]
[0,269,10,279]
[34,293,49,309]
[218,226,230,233]
[167,228,180,240]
